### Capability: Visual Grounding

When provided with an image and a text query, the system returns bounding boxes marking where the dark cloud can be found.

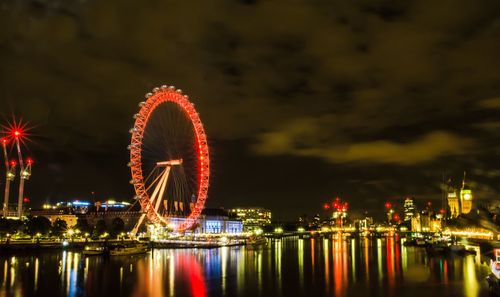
[1,0,500,219]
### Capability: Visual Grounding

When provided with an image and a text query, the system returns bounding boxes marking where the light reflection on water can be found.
[0,237,492,297]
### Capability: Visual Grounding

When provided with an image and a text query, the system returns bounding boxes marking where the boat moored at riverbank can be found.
[110,243,149,256]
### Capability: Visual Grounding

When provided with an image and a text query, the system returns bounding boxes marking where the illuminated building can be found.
[447,188,460,218]
[358,216,373,231]
[403,197,416,222]
[199,219,243,234]
[410,209,442,232]
[32,199,138,230]
[460,174,473,215]
[447,173,474,217]
[32,203,244,234]
[411,214,421,232]
[331,197,348,227]
[228,207,271,231]
[429,219,442,232]
[198,208,243,234]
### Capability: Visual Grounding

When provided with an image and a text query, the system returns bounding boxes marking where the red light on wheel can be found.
[12,129,22,138]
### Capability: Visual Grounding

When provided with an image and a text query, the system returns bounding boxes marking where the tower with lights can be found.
[447,187,460,218]
[403,197,416,222]
[460,172,473,215]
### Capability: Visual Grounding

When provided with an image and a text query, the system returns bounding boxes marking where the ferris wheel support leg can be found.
[154,166,171,213]
[148,168,168,213]
[131,213,147,238]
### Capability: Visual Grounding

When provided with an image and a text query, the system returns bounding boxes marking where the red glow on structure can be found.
[23,197,29,203]
[427,201,432,207]
[323,203,330,210]
[12,129,22,138]
[129,86,210,232]
[439,208,445,214]
[10,160,17,167]
[393,213,400,222]
[385,202,392,209]
[2,118,32,144]
[26,158,33,165]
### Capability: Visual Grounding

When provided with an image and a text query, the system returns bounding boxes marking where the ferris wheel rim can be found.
[129,85,209,232]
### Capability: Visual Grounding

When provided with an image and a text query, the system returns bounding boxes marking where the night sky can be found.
[1,0,500,220]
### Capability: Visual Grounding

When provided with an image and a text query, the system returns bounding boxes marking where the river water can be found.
[0,237,492,297]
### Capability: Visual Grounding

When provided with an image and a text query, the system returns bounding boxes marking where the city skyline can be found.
[1,1,500,220]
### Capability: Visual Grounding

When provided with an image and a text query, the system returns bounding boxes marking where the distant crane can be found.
[12,129,32,219]
[1,137,16,217]
[2,119,34,219]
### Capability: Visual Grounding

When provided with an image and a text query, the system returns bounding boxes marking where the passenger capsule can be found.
[145,92,153,98]
[138,101,145,107]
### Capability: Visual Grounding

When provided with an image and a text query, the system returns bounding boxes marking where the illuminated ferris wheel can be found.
[128,85,209,233]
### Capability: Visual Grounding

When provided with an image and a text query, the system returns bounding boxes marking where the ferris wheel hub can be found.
[156,159,183,166]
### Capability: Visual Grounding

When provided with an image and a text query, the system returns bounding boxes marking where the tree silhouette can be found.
[26,216,52,236]
[110,218,125,237]
[93,219,107,237]
[52,218,68,236]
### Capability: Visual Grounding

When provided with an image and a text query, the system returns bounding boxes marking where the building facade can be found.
[228,208,271,231]
[403,197,416,222]
[447,189,460,218]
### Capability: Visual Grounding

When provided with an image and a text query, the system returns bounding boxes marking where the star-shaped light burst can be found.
[1,117,33,147]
